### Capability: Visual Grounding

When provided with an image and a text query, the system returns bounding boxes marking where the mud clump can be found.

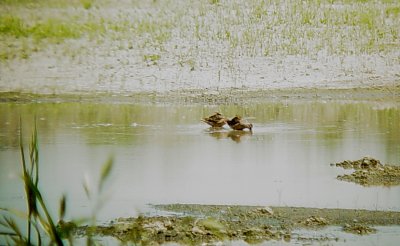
[299,216,329,227]
[86,214,289,245]
[335,157,383,170]
[343,223,377,235]
[333,157,400,186]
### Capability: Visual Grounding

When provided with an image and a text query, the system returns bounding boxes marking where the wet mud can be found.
[0,85,399,105]
[73,204,400,245]
[342,223,377,235]
[333,157,400,187]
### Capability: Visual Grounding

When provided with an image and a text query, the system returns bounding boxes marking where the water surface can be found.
[0,100,399,221]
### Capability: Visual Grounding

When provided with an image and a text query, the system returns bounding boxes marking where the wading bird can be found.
[227,116,253,131]
[201,112,227,127]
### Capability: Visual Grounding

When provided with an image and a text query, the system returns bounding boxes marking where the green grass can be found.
[0,15,26,37]
[143,54,161,66]
[0,0,94,8]
[209,0,220,4]
[0,15,98,41]
[0,0,399,67]
[0,0,39,4]
[80,0,93,9]
[385,6,400,16]
[0,14,107,60]
[0,121,64,245]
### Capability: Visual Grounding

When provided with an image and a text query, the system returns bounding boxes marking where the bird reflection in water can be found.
[206,129,253,143]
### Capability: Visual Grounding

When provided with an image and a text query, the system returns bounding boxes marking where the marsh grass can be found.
[0,121,114,245]
[0,121,64,245]
[0,0,399,86]
[2,0,399,58]
[1,11,116,60]
[0,0,93,8]
[80,0,94,10]
[0,15,104,41]
[143,54,161,66]
[106,0,398,77]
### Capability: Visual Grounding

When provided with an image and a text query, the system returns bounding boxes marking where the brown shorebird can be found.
[201,112,227,127]
[227,116,253,131]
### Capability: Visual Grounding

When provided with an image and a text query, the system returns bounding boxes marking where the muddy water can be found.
[0,100,399,221]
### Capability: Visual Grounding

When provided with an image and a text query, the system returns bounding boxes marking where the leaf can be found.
[33,222,42,246]
[98,156,114,192]
[23,173,38,217]
[83,180,91,199]
[2,217,24,241]
[19,119,27,179]
[59,194,67,221]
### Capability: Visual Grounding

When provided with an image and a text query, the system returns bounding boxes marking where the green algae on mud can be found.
[74,204,400,245]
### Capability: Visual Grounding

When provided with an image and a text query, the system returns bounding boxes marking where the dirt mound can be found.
[343,223,377,235]
[333,157,400,186]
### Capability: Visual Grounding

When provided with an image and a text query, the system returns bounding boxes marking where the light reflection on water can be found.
[0,101,399,221]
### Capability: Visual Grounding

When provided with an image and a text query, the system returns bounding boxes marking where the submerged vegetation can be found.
[0,121,114,245]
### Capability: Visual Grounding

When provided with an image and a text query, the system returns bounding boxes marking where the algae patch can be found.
[333,157,400,187]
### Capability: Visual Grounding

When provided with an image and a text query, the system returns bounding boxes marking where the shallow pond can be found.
[0,100,399,223]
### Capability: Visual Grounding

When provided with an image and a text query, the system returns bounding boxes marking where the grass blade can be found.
[30,120,39,186]
[1,217,26,243]
[28,177,64,245]
[19,119,33,244]
[98,156,113,192]
[19,120,64,246]
[83,179,91,199]
[59,194,67,221]
[33,222,42,246]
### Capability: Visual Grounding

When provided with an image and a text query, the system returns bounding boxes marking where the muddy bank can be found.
[1,85,399,105]
[333,157,400,187]
[73,204,400,245]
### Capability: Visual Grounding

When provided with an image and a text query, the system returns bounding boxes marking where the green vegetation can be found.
[0,16,81,40]
[385,6,400,16]
[0,0,92,7]
[144,54,161,66]
[0,0,399,72]
[0,16,26,38]
[0,122,63,245]
[80,0,93,10]
[0,14,105,59]
[0,121,114,245]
